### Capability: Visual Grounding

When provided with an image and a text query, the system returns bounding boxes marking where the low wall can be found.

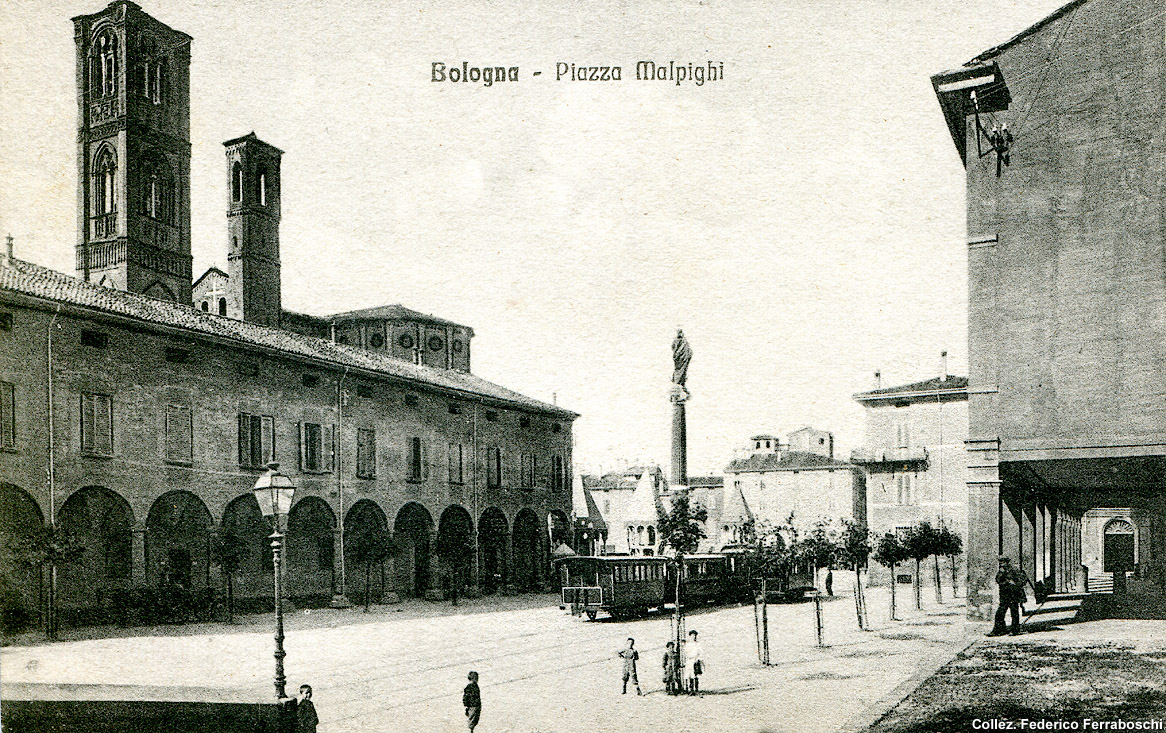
[0,683,296,733]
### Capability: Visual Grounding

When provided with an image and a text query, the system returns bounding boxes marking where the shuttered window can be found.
[447,442,463,484]
[406,436,429,482]
[486,446,502,489]
[356,428,376,479]
[164,403,192,464]
[81,393,113,455]
[237,413,274,468]
[0,381,14,450]
[299,422,334,473]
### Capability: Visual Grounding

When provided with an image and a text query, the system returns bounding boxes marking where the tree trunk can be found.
[934,554,943,603]
[889,562,897,620]
[854,568,866,630]
[914,559,922,609]
[950,555,958,597]
[364,562,372,612]
[226,573,235,624]
[761,576,769,665]
[753,590,762,662]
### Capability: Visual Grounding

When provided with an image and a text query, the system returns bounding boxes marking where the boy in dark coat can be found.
[463,671,481,731]
[296,685,318,733]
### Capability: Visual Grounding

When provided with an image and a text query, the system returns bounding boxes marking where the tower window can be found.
[91,30,118,98]
[257,168,268,207]
[232,162,243,202]
[142,155,174,224]
[92,148,117,223]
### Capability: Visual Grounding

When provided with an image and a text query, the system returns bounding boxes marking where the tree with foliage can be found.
[742,521,789,664]
[210,527,248,623]
[803,519,839,591]
[657,491,707,682]
[837,519,872,630]
[935,524,964,597]
[902,521,939,609]
[873,532,910,620]
[345,523,397,612]
[6,526,86,640]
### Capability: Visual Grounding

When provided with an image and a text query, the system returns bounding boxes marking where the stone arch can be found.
[143,280,177,303]
[393,502,434,597]
[344,500,389,604]
[478,507,508,593]
[547,510,571,549]
[435,505,474,595]
[287,497,336,599]
[0,484,46,628]
[220,494,273,596]
[145,490,212,590]
[512,508,543,592]
[56,487,133,609]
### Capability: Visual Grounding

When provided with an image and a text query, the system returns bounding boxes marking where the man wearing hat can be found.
[989,555,1027,636]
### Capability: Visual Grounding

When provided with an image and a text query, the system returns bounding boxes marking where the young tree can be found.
[346,523,397,612]
[837,519,872,630]
[742,521,788,664]
[657,492,707,681]
[873,532,909,620]
[210,527,248,623]
[935,524,964,597]
[902,521,938,609]
[6,526,86,640]
[803,519,838,591]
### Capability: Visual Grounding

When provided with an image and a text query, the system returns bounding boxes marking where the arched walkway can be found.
[57,487,133,609]
[1104,518,1135,574]
[344,500,389,605]
[0,484,45,628]
[288,497,336,599]
[394,502,434,597]
[513,508,542,592]
[220,494,273,597]
[478,508,508,593]
[547,510,571,549]
[145,491,212,590]
[436,505,474,595]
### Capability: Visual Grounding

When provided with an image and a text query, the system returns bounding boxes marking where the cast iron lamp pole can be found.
[253,462,296,699]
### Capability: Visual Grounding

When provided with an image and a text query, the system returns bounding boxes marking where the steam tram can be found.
[555,554,752,620]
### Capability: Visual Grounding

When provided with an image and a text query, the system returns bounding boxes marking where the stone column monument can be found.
[670,329,692,488]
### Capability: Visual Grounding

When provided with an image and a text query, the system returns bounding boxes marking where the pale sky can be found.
[0,0,1068,476]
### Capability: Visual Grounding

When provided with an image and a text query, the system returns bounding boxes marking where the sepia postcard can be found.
[1,0,1165,731]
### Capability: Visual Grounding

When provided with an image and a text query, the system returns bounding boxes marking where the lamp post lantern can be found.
[253,462,295,699]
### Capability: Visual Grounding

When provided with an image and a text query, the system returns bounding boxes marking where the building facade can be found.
[582,466,663,555]
[932,0,1166,618]
[725,430,865,534]
[852,375,970,585]
[0,0,577,628]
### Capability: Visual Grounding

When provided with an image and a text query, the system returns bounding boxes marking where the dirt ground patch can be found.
[866,639,1166,732]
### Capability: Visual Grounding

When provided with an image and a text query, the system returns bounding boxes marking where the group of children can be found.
[619,629,704,697]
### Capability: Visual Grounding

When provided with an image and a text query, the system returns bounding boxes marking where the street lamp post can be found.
[253,462,296,700]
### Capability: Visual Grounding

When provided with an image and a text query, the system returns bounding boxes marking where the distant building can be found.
[852,374,970,584]
[724,429,865,533]
[582,466,664,555]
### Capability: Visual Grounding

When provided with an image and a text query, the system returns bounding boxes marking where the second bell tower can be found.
[224,132,283,327]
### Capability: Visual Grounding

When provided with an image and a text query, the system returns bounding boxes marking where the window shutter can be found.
[81,395,95,452]
[237,414,249,465]
[297,422,306,471]
[421,439,430,480]
[95,395,112,455]
[326,424,335,472]
[262,416,274,465]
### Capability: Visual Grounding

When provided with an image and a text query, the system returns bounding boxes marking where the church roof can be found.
[192,267,227,289]
[726,450,854,473]
[328,304,473,335]
[0,257,574,418]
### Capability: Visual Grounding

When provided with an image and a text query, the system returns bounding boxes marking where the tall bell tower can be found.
[73,1,193,303]
[225,133,283,327]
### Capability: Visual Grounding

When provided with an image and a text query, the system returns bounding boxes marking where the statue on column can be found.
[672,329,692,387]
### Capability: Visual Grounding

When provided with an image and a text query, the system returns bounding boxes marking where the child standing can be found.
[296,684,318,733]
[463,671,481,732]
[663,641,678,695]
[618,638,642,695]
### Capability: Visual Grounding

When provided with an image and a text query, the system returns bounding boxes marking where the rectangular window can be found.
[487,446,502,489]
[164,403,192,464]
[300,422,334,473]
[448,442,464,484]
[81,392,113,455]
[237,413,275,468]
[0,312,12,332]
[552,455,567,492]
[896,422,911,449]
[356,428,376,479]
[81,330,108,349]
[0,381,14,450]
[520,452,534,489]
[896,474,913,505]
[406,436,428,482]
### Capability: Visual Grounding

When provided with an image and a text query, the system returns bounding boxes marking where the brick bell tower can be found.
[73,1,193,303]
[224,133,283,327]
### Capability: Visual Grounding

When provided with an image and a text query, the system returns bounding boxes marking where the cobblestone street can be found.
[2,586,972,732]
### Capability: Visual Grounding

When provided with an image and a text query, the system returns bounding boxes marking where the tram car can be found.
[554,554,750,620]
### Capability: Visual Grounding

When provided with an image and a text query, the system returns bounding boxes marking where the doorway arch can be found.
[478,508,508,593]
[393,502,434,597]
[1103,518,1135,574]
[512,508,542,592]
[146,491,212,590]
[436,505,474,595]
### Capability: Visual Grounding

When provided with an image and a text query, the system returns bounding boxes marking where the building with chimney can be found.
[0,0,577,630]
[724,429,865,533]
[852,372,970,585]
[932,0,1165,618]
